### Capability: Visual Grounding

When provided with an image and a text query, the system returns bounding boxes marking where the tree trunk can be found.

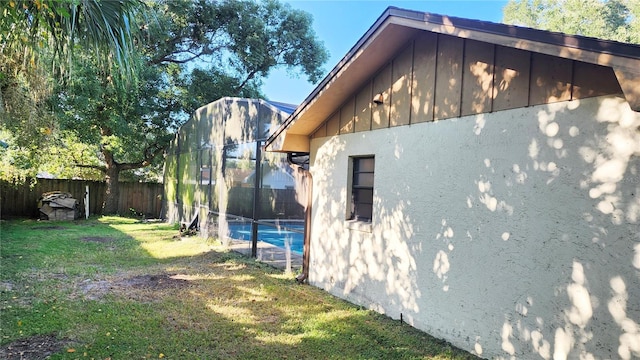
[103,163,121,215]
[98,124,164,215]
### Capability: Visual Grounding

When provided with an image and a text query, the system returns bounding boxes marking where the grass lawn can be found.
[0,217,478,359]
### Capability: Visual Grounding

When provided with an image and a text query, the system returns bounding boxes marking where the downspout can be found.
[298,168,312,284]
[287,152,312,284]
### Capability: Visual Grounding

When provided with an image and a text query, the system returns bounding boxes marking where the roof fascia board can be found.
[613,69,640,111]
[391,8,640,60]
[265,8,401,149]
[390,16,640,72]
[286,19,403,127]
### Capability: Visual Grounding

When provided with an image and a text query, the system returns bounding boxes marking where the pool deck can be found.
[227,239,303,273]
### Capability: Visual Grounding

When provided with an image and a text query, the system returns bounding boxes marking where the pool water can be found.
[227,222,304,255]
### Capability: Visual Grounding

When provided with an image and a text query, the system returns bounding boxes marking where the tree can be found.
[0,0,143,182]
[143,0,327,84]
[502,0,640,44]
[182,68,263,113]
[53,52,170,212]
[52,0,328,214]
[0,0,141,79]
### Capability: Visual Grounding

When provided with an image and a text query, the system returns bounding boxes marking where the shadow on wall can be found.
[310,133,423,320]
[309,95,639,359]
[490,97,640,360]
[303,23,638,358]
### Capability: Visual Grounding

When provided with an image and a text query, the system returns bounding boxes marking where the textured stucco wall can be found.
[308,95,640,359]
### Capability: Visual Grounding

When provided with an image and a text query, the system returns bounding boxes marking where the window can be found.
[200,166,211,185]
[349,156,374,222]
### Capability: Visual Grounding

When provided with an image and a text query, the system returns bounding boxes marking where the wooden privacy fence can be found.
[0,178,163,218]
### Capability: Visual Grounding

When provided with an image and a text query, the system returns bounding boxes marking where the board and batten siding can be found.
[311,32,623,139]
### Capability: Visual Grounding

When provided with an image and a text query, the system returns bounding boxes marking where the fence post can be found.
[85,185,90,219]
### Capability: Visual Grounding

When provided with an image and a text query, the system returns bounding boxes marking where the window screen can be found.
[350,157,374,222]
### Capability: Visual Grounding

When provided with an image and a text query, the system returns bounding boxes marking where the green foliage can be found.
[0,0,144,183]
[183,68,263,113]
[143,0,328,82]
[42,0,328,183]
[503,0,640,44]
[0,48,54,167]
[55,50,176,165]
[141,0,327,108]
[0,0,142,79]
[0,133,39,183]
[0,128,103,182]
[1,0,328,214]
[219,0,328,84]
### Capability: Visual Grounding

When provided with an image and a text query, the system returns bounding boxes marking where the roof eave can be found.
[265,7,640,153]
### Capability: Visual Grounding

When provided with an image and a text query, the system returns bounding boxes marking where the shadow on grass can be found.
[1,217,479,359]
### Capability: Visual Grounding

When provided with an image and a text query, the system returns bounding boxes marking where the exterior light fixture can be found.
[373,93,384,105]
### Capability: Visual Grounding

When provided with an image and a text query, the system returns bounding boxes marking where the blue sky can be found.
[262,0,509,105]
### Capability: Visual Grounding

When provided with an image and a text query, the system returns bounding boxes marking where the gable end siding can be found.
[311,32,623,139]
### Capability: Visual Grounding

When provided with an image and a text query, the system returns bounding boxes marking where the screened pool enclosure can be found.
[163,98,307,256]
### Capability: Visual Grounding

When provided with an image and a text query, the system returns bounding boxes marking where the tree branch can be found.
[75,163,107,173]
[149,44,227,65]
[235,68,261,92]
[150,53,203,65]
[119,144,166,171]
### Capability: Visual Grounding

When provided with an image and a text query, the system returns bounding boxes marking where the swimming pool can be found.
[227,221,304,255]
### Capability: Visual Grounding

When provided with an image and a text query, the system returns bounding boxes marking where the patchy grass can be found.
[0,216,478,359]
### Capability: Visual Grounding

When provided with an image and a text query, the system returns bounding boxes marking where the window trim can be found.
[348,156,375,224]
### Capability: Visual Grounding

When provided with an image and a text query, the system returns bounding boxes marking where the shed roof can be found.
[265,6,640,152]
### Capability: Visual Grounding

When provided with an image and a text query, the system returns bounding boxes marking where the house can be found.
[242,165,296,190]
[265,7,640,359]
[164,97,304,240]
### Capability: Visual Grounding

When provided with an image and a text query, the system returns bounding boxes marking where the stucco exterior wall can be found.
[308,95,640,359]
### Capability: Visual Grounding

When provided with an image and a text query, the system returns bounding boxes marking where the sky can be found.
[262,0,509,105]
